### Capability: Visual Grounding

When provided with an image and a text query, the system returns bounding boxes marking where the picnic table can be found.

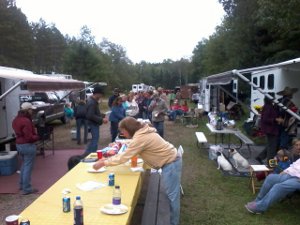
[19,153,144,225]
[206,123,254,158]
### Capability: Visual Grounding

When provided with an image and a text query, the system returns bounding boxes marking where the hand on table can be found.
[93,159,106,170]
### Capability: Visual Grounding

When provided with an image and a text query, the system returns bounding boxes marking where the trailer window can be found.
[267,74,274,89]
[260,76,265,89]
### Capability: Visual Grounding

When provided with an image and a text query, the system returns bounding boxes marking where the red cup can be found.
[5,215,19,225]
[97,150,103,159]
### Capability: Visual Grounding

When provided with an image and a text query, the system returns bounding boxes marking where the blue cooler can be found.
[0,151,18,176]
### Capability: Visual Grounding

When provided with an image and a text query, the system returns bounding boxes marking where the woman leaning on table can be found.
[93,116,182,225]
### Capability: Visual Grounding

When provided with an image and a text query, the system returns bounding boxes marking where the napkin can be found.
[130,167,144,172]
[76,181,106,191]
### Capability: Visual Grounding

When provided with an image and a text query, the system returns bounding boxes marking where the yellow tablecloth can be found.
[19,154,143,225]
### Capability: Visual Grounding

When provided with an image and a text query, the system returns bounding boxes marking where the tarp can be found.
[206,57,300,85]
[0,66,84,91]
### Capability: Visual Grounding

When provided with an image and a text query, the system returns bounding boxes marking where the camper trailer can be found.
[204,57,300,122]
[0,66,84,150]
[198,78,211,112]
[250,67,300,115]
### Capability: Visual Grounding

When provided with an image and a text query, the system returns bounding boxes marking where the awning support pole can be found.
[0,81,22,101]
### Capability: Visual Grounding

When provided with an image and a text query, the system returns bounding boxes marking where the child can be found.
[271,149,291,174]
[99,142,127,157]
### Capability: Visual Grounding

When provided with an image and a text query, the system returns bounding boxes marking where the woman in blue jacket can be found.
[109,97,126,142]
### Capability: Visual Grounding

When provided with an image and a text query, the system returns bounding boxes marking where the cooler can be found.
[0,151,18,176]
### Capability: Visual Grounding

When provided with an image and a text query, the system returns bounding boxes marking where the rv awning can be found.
[0,66,84,91]
[206,57,300,85]
[206,71,234,85]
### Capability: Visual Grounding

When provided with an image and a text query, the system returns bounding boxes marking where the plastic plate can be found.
[87,167,106,173]
[100,204,128,215]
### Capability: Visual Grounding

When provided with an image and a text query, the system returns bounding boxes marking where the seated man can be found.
[168,100,182,121]
[245,157,300,214]
[168,100,189,121]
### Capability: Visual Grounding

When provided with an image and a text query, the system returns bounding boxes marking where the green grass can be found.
[166,118,300,225]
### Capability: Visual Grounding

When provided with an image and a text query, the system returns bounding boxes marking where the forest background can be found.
[1,0,300,91]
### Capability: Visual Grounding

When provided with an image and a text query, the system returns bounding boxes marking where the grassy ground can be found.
[168,117,300,225]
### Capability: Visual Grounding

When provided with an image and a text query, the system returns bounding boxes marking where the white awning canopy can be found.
[206,57,300,85]
[0,66,84,91]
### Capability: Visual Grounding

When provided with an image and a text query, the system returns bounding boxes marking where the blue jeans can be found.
[169,110,183,121]
[161,157,182,225]
[76,118,87,144]
[16,143,37,193]
[153,121,164,138]
[85,123,99,154]
[110,121,119,142]
[255,173,300,212]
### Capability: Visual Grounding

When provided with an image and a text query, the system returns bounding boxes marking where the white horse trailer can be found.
[0,66,84,149]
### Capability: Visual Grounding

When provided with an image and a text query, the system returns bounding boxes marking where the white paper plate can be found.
[100,204,128,215]
[87,167,106,173]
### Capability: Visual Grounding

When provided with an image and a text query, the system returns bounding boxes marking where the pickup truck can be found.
[21,92,66,124]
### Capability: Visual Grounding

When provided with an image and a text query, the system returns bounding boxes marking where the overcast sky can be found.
[16,0,225,63]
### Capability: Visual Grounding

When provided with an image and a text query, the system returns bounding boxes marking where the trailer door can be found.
[0,78,7,138]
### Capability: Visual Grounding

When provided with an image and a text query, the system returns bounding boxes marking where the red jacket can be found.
[12,111,39,144]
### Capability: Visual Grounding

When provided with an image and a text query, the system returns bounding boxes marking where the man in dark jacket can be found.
[74,99,88,145]
[255,97,280,165]
[85,85,108,154]
[12,102,40,195]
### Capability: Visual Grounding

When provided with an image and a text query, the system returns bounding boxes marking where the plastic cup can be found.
[131,156,138,168]
[5,215,19,225]
[97,150,103,159]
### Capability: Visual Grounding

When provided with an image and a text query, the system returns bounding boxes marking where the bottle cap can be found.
[76,196,81,200]
[115,185,120,189]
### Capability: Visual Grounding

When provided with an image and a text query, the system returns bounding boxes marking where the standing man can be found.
[108,88,120,108]
[85,85,108,154]
[74,99,88,145]
[149,92,168,138]
[12,102,40,195]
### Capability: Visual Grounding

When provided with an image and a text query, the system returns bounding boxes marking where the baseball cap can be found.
[21,102,36,110]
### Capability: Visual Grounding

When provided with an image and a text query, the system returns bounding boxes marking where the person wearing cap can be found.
[12,102,40,195]
[85,85,108,154]
[148,91,168,137]
[276,86,299,149]
[108,88,120,108]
